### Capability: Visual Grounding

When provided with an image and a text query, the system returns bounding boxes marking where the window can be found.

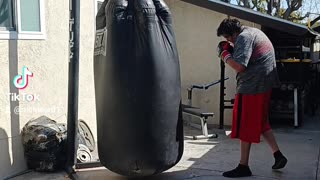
[95,0,104,16]
[0,0,45,40]
[0,0,14,31]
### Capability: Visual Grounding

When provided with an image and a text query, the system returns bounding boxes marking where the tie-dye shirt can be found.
[233,26,280,94]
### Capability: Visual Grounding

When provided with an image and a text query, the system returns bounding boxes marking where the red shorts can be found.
[231,91,272,143]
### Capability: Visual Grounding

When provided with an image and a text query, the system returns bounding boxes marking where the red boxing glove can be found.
[220,50,232,63]
[217,41,233,63]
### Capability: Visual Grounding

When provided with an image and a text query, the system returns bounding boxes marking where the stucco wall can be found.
[78,0,97,145]
[0,0,261,178]
[166,0,261,126]
[0,0,97,178]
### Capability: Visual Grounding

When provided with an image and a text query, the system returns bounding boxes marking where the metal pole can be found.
[66,0,80,174]
[294,88,298,127]
[219,61,225,129]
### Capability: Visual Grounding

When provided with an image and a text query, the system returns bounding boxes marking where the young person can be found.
[216,18,287,178]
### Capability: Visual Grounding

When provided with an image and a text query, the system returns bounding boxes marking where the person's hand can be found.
[217,41,233,63]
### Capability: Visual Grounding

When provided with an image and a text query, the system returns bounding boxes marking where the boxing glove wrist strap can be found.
[220,50,232,63]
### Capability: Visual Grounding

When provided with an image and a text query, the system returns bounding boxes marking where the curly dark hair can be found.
[217,18,242,37]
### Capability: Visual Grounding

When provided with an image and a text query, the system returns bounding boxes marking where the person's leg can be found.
[223,93,254,178]
[262,129,279,153]
[223,140,252,178]
[262,129,287,169]
[240,140,251,165]
[263,129,288,169]
[262,91,280,153]
[261,91,288,169]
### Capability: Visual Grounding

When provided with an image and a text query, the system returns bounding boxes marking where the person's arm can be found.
[217,41,246,73]
[231,33,254,72]
[224,58,246,73]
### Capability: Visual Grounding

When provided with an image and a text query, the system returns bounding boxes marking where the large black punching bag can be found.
[94,0,183,177]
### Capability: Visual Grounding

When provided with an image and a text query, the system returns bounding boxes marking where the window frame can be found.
[94,0,104,16]
[0,0,46,40]
[0,0,15,31]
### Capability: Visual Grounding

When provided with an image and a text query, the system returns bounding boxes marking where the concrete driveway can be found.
[11,112,320,180]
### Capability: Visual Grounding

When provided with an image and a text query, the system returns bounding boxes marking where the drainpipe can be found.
[66,0,80,175]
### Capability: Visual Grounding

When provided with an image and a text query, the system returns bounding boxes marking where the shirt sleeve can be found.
[233,32,254,67]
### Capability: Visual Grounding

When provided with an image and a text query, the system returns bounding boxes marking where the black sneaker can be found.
[222,164,252,178]
[272,156,287,169]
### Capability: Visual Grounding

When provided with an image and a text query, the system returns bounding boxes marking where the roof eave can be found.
[180,0,311,37]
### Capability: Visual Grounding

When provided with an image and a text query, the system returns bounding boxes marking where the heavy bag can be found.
[94,0,183,177]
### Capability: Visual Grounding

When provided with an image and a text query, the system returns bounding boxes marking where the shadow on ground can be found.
[12,109,320,180]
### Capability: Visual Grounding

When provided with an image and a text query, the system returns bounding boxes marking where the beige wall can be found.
[0,0,97,178]
[166,0,261,126]
[78,0,97,143]
[0,0,261,178]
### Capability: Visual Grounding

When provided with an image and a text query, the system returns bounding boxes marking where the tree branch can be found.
[291,0,302,11]
[283,0,303,20]
[286,0,290,8]
[283,7,292,19]
[310,16,320,26]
